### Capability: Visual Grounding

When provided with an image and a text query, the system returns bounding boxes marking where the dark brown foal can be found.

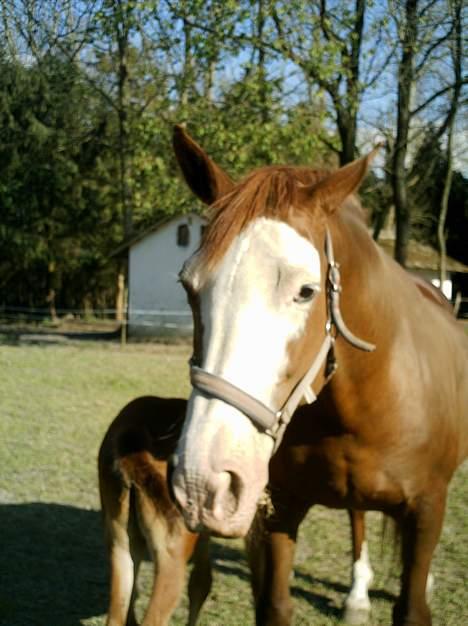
[98,397,212,626]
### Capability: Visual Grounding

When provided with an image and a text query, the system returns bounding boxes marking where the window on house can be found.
[177,224,190,247]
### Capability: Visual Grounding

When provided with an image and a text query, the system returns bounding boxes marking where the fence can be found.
[1,295,468,337]
[0,305,195,337]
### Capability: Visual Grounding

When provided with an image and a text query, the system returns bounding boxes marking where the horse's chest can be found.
[273,439,405,510]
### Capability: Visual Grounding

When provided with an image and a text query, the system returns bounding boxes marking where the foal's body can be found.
[98,397,212,626]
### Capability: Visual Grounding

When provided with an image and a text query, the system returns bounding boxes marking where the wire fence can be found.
[0,305,195,335]
[1,296,467,336]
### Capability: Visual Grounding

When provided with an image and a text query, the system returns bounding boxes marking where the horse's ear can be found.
[303,146,381,213]
[173,125,234,205]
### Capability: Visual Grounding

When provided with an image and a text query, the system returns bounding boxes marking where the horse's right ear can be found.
[300,145,381,213]
[173,125,234,205]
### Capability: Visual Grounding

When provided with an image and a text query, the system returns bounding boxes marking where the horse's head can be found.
[171,126,375,537]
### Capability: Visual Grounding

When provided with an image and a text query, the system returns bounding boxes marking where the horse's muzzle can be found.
[170,464,253,537]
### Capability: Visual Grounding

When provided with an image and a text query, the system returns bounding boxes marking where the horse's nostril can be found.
[228,470,242,504]
[211,470,243,521]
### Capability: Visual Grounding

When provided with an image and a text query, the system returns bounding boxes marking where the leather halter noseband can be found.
[190,228,376,452]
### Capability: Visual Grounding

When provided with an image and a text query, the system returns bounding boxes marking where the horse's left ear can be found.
[173,125,234,205]
[304,146,381,213]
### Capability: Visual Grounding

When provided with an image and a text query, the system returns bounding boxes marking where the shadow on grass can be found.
[211,541,251,583]
[0,502,108,626]
[291,568,396,619]
[294,568,396,603]
[209,541,396,619]
[0,503,397,625]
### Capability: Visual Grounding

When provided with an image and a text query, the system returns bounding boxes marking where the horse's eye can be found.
[294,284,316,303]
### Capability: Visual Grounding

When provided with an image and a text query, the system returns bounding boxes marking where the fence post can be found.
[120,288,128,347]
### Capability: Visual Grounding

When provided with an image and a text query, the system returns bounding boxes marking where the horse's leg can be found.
[246,502,308,626]
[137,490,188,626]
[104,499,140,626]
[393,489,446,626]
[100,457,139,626]
[343,510,374,625]
[126,510,146,626]
[187,533,212,626]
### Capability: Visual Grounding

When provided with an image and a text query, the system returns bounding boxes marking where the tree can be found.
[268,1,393,164]
[0,51,117,312]
[437,0,463,285]
[390,0,467,266]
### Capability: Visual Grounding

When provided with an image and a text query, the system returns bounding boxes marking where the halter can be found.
[190,228,376,452]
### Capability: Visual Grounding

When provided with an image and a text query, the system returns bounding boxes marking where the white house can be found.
[126,213,206,336]
[119,210,467,337]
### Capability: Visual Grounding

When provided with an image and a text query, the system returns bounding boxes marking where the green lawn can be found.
[0,340,466,626]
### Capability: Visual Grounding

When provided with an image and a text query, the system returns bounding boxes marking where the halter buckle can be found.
[328,263,342,293]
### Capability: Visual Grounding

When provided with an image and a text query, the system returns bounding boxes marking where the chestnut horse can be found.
[98,397,377,625]
[100,279,451,626]
[170,126,468,626]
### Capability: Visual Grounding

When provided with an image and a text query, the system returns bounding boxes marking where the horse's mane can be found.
[201,166,331,269]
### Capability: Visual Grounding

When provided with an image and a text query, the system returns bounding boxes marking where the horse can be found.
[170,125,468,626]
[99,277,450,626]
[98,396,212,626]
[98,396,380,625]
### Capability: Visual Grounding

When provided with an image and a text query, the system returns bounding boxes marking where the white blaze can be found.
[201,218,321,404]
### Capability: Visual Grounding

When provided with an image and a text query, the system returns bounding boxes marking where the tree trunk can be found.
[180,12,194,112]
[437,0,462,290]
[336,108,358,165]
[117,22,132,239]
[392,0,418,267]
[437,148,452,290]
[257,0,269,125]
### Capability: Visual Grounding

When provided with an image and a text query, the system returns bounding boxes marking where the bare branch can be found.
[410,77,468,117]
[414,25,454,75]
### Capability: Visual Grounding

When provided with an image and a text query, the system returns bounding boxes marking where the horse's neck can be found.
[329,212,468,403]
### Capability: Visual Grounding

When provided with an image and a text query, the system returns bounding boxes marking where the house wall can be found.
[128,214,204,336]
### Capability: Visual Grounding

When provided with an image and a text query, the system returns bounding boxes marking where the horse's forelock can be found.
[199,166,329,271]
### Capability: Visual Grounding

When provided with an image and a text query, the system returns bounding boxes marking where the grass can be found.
[0,339,466,626]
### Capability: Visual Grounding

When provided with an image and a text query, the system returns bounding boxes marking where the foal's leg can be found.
[105,507,141,626]
[393,489,446,626]
[137,490,189,626]
[343,510,374,625]
[187,533,212,626]
[247,503,308,626]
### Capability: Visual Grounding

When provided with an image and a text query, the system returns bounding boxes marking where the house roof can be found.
[111,212,205,257]
[378,238,468,273]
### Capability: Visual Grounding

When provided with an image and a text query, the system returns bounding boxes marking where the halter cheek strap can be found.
[191,333,333,440]
[189,228,375,452]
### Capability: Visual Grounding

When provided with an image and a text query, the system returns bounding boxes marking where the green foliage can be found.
[0,1,465,311]
[0,52,120,309]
